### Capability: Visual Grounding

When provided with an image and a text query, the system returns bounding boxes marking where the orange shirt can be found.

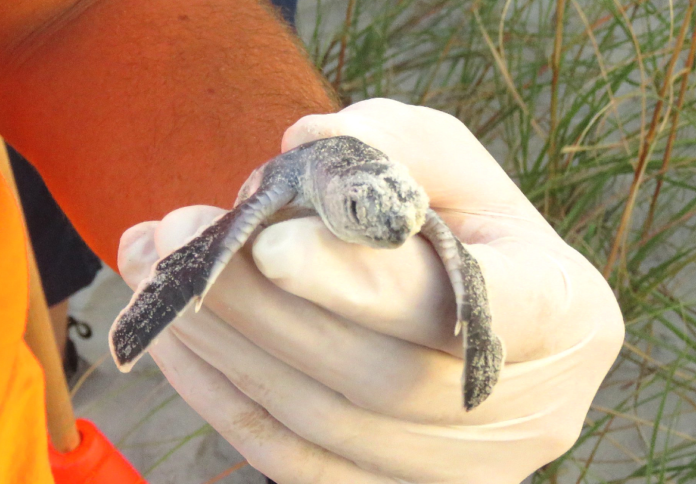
[0,173,54,483]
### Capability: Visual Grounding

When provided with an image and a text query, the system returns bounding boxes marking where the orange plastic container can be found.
[49,418,147,484]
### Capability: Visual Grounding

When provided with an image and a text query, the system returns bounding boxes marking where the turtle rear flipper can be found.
[109,185,295,372]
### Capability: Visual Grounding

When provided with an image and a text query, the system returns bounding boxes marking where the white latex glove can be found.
[117,99,625,484]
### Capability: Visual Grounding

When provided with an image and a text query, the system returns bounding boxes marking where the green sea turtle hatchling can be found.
[109,136,503,410]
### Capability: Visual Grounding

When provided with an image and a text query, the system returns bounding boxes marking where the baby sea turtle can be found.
[109,136,503,410]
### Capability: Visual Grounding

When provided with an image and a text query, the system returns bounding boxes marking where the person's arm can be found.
[0,0,338,268]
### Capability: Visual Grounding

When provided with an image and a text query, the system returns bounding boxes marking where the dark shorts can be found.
[272,0,298,26]
[7,145,102,307]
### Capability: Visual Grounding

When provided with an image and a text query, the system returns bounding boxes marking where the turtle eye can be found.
[348,199,360,224]
[343,183,373,227]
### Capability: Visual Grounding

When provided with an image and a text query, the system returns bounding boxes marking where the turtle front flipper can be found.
[109,185,295,372]
[420,209,503,410]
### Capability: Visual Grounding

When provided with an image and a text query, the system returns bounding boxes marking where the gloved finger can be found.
[117,205,227,289]
[154,205,228,256]
[118,221,160,290]
[252,216,617,363]
[149,329,396,484]
[170,304,576,484]
[252,216,460,355]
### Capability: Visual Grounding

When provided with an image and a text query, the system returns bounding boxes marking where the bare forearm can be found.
[0,0,338,268]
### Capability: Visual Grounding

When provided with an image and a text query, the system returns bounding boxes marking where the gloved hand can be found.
[117,99,625,484]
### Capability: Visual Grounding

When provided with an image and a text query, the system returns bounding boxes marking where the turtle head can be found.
[320,162,429,248]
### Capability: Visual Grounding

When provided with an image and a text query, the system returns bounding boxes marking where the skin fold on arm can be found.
[0,0,339,268]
